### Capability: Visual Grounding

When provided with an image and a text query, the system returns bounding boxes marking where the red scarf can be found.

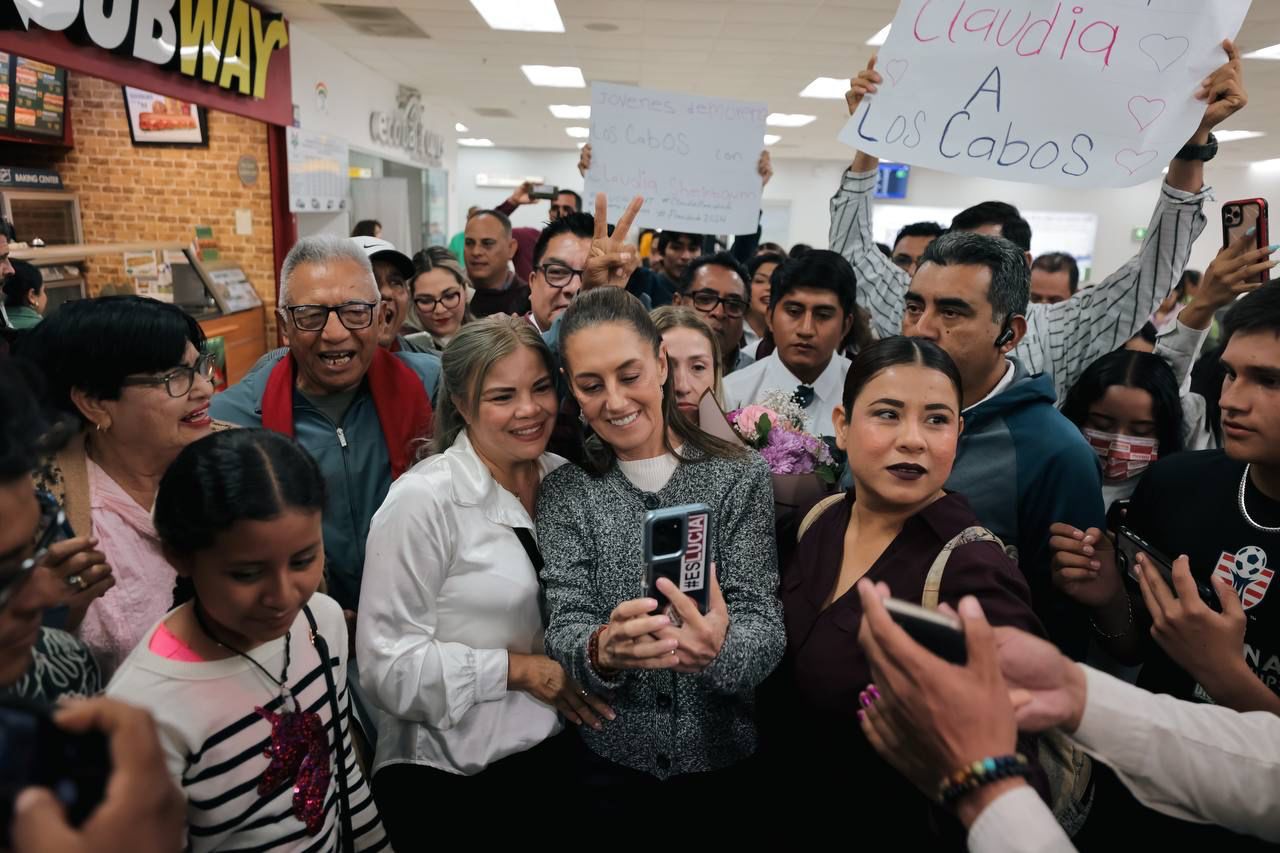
[261,350,433,479]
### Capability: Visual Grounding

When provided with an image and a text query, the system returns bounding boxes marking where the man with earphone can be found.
[903,231,1106,664]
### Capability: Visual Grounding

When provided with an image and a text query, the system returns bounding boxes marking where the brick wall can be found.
[7,73,277,335]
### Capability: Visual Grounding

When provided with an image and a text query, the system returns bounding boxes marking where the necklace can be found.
[1238,464,1280,534]
[191,604,331,836]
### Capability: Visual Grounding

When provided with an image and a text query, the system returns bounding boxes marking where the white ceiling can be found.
[266,0,1280,164]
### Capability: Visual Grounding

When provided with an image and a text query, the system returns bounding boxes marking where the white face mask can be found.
[1082,428,1160,481]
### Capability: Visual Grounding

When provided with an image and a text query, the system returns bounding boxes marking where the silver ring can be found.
[67,573,86,590]
[579,688,588,697]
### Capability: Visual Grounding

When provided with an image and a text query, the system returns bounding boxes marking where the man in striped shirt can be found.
[830,45,1248,402]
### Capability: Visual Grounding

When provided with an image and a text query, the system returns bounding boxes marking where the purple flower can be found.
[760,427,816,475]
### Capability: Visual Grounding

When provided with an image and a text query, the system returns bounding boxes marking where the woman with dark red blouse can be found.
[768,337,1046,843]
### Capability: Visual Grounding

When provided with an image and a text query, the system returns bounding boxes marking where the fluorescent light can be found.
[1215,130,1265,143]
[799,77,848,99]
[1244,44,1280,60]
[766,113,816,128]
[458,138,495,147]
[468,0,564,32]
[1250,158,1280,172]
[763,134,781,145]
[867,24,891,46]
[521,65,586,87]
[454,122,469,133]
[565,126,590,138]
[549,104,591,119]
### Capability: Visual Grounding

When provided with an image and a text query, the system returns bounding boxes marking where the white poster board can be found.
[586,82,766,234]
[286,127,350,214]
[840,0,1250,188]
[872,204,1099,280]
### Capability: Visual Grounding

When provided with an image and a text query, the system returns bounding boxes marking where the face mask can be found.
[1082,428,1159,481]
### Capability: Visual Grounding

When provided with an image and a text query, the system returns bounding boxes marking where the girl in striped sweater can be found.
[107,429,388,852]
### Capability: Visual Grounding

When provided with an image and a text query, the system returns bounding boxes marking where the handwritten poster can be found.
[839,0,1251,188]
[585,82,766,234]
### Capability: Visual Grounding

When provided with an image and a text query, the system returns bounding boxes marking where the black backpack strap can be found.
[512,527,544,575]
[304,605,354,853]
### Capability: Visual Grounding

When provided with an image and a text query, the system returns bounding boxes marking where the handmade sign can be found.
[839,0,1251,187]
[586,82,766,234]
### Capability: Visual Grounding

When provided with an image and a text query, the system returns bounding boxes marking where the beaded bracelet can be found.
[936,753,1033,808]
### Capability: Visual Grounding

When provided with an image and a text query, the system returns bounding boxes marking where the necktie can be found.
[793,385,816,409]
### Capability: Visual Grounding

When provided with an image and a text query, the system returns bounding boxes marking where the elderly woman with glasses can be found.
[404,246,475,351]
[19,296,221,677]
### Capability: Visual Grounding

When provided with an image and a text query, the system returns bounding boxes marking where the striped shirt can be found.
[828,169,1210,401]
[107,594,388,852]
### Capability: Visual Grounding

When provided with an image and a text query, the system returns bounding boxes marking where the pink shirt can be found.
[149,620,204,662]
[80,458,179,679]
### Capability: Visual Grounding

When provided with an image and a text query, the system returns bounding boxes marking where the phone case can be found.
[1114,525,1222,613]
[1222,198,1270,284]
[642,503,713,617]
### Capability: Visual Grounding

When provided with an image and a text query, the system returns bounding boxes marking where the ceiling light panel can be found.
[468,0,564,33]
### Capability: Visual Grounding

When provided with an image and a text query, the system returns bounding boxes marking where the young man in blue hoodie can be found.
[905,231,1104,660]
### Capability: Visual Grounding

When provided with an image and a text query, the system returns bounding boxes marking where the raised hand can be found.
[584,192,644,290]
[1182,231,1277,328]
[577,143,592,177]
[1195,39,1247,136]
[505,180,535,208]
[757,150,774,187]
[845,55,882,117]
[655,565,729,673]
[596,597,680,671]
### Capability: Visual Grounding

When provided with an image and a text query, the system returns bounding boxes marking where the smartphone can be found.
[0,698,110,842]
[642,503,713,618]
[883,598,968,665]
[1222,198,1270,283]
[1113,525,1222,613]
[530,183,559,201]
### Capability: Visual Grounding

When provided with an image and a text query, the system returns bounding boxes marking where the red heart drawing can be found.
[885,59,909,86]
[1127,96,1166,132]
[1115,148,1159,175]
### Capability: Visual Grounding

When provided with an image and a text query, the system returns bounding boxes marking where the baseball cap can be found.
[351,236,414,281]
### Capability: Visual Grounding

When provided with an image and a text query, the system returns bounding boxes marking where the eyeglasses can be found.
[120,352,217,398]
[688,290,748,319]
[0,491,67,611]
[413,290,463,312]
[284,301,378,332]
[537,262,585,289]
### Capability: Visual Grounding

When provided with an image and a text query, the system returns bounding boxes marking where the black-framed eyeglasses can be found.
[0,491,67,611]
[689,290,748,319]
[120,352,217,398]
[413,290,464,312]
[284,301,378,333]
[537,263,585,289]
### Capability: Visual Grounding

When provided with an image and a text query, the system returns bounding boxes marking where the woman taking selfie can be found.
[106,429,386,851]
[772,336,1045,838]
[537,287,785,809]
[651,305,724,425]
[358,316,611,839]
[21,296,218,677]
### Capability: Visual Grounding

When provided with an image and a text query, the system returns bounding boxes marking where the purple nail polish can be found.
[857,709,866,724]
[858,691,870,708]
[868,684,882,702]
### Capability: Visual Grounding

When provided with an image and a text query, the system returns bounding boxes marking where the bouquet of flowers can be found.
[727,390,841,484]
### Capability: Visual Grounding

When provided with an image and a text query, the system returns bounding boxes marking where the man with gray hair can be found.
[904,231,1104,662]
[211,234,441,614]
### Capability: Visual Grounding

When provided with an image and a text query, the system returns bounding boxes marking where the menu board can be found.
[0,52,10,131]
[12,56,65,138]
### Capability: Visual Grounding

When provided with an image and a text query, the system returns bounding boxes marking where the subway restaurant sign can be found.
[5,0,288,100]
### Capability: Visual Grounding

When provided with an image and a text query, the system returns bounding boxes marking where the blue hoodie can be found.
[947,359,1104,660]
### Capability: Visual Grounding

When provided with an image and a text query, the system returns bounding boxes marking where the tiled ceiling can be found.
[265,0,1280,164]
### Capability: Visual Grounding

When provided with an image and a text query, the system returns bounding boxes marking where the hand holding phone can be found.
[1113,525,1222,613]
[883,598,967,665]
[529,184,559,201]
[642,504,713,617]
[1221,198,1270,283]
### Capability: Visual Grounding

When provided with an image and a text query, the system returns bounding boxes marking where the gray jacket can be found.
[536,448,784,779]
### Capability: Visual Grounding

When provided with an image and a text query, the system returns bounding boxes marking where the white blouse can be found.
[356,430,566,776]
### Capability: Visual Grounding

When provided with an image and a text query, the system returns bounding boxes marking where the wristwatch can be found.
[1174,132,1218,162]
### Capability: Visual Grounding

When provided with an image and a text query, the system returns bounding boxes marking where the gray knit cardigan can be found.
[536,446,784,780]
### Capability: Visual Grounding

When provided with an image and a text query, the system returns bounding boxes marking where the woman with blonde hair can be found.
[358,315,611,839]
[404,246,475,351]
[651,305,724,425]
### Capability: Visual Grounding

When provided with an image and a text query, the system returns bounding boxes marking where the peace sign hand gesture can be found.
[584,192,644,290]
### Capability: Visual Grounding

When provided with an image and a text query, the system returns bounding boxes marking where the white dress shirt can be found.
[968,666,1280,852]
[357,430,566,776]
[722,351,851,438]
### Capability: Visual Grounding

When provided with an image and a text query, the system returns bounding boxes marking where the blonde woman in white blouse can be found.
[357,316,612,842]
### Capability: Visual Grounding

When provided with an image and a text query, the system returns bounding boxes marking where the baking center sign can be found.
[6,0,289,100]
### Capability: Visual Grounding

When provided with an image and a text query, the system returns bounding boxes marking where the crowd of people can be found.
[0,40,1279,852]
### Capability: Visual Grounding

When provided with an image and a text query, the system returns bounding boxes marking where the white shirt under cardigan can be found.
[357,430,566,777]
[968,666,1280,852]
[105,594,386,852]
[722,351,851,438]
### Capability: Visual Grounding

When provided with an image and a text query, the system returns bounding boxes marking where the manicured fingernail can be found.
[857,709,866,724]
[868,684,881,702]
[1090,561,1101,570]
[1246,226,1257,236]
[1083,545,1095,556]
[858,691,870,708]
[593,722,603,731]
[606,711,617,721]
